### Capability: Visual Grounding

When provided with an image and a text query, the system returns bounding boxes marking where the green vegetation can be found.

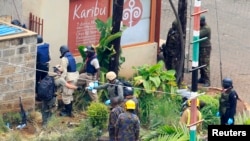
[86,102,109,130]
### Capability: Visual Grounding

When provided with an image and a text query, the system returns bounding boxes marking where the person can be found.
[94,71,124,102]
[35,35,51,100]
[59,45,79,117]
[42,65,78,128]
[198,16,211,87]
[115,100,140,141]
[162,20,181,72]
[77,46,100,102]
[180,99,203,133]
[217,77,238,125]
[108,97,124,141]
[123,87,139,116]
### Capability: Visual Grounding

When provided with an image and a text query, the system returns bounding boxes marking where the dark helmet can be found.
[60,45,69,56]
[124,87,134,97]
[222,77,233,89]
[200,16,206,26]
[37,35,43,44]
[84,46,95,53]
[172,20,178,28]
[84,46,95,57]
[11,19,22,27]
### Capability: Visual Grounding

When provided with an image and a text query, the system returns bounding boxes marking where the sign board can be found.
[68,0,110,55]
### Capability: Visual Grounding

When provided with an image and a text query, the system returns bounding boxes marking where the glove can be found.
[227,118,233,125]
[216,112,220,117]
[94,81,99,88]
[105,99,111,105]
[86,86,93,91]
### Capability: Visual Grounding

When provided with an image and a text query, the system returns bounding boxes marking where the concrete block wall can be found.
[0,24,37,114]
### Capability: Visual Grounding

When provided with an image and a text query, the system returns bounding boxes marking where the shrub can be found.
[86,102,109,130]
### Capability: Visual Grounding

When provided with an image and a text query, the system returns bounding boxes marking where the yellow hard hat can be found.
[125,100,136,110]
[187,99,200,108]
[106,71,117,81]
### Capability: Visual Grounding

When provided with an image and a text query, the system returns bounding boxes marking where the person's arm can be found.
[134,117,140,141]
[228,91,238,118]
[57,77,77,89]
[180,109,188,124]
[115,116,121,141]
[117,84,124,100]
[65,82,77,89]
[92,58,100,81]
[60,57,68,78]
[94,83,109,90]
[200,26,210,39]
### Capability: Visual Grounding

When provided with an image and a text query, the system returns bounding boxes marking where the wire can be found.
[215,0,223,84]
[12,0,21,22]
[0,60,201,97]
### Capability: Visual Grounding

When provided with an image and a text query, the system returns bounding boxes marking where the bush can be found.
[86,102,109,130]
[199,94,220,129]
[71,119,99,141]
[0,116,8,133]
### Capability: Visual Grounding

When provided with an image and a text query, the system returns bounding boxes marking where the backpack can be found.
[115,79,132,97]
[37,75,56,101]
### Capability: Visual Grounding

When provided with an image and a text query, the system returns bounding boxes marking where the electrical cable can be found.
[0,60,199,97]
[215,0,223,84]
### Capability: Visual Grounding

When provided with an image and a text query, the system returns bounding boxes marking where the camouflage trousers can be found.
[199,46,211,84]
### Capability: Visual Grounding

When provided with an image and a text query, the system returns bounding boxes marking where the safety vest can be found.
[63,52,76,72]
[37,43,50,63]
[186,108,202,126]
[85,55,97,74]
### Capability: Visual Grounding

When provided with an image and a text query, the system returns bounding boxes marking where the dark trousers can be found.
[36,63,49,93]
[220,115,234,125]
[42,97,56,125]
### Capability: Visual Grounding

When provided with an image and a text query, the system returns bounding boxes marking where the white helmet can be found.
[106,71,117,81]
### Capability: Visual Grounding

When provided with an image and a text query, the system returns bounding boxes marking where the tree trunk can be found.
[110,0,124,74]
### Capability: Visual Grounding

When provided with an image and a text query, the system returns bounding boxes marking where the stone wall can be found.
[0,22,37,114]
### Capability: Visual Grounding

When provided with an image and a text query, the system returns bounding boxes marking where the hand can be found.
[105,99,111,105]
[94,81,99,88]
[85,87,93,91]
[227,118,233,125]
[216,112,220,117]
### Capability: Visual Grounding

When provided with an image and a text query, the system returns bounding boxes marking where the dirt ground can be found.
[2,87,248,141]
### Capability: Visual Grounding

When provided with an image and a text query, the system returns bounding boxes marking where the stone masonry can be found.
[0,21,37,114]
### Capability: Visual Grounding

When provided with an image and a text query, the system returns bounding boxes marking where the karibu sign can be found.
[68,0,110,55]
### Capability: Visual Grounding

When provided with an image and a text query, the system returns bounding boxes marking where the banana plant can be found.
[77,17,126,74]
[133,60,177,96]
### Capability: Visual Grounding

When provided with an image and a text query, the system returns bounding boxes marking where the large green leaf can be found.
[149,76,161,88]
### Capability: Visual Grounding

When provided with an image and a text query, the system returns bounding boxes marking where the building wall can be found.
[0,22,37,113]
[21,0,157,78]
[22,0,69,69]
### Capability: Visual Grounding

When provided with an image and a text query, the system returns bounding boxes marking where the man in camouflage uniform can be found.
[162,20,181,72]
[198,16,211,87]
[115,100,140,141]
[108,97,124,141]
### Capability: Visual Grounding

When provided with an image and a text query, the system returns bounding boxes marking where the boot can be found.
[60,104,70,117]
[198,78,205,84]
[60,103,73,117]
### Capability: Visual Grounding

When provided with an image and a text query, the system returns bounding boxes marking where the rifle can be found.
[16,97,27,129]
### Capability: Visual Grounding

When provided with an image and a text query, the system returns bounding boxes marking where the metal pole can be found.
[190,0,201,140]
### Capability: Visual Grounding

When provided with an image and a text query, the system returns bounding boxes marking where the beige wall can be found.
[22,0,158,78]
[22,0,69,69]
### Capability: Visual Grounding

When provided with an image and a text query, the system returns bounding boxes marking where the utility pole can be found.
[190,0,207,140]
[110,0,124,74]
